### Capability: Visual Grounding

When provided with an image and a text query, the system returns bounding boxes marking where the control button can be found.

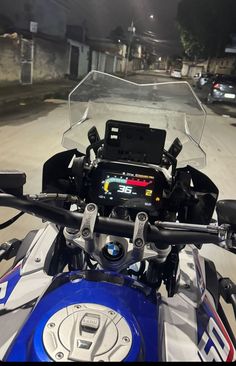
[77,340,92,350]
[81,314,100,333]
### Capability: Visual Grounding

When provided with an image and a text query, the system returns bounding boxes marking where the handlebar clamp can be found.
[133,212,148,250]
[79,204,98,240]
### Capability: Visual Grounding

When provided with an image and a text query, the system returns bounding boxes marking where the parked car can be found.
[170,69,182,79]
[205,74,236,104]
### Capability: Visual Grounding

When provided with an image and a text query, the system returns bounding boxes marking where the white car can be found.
[171,69,182,79]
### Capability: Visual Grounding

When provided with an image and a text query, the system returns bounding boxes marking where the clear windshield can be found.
[62,71,206,168]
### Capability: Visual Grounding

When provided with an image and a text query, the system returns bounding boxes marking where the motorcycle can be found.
[0,71,235,362]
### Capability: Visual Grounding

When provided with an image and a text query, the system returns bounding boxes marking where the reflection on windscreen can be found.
[63,71,206,169]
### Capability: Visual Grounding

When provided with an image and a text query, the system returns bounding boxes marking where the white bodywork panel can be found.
[159,245,220,362]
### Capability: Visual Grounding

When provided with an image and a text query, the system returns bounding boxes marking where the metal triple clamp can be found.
[79,203,98,240]
[132,212,148,259]
[64,204,98,252]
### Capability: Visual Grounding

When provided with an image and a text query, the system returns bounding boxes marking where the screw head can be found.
[122,336,130,343]
[48,322,55,328]
[138,213,147,222]
[135,238,143,247]
[87,204,96,212]
[35,257,41,263]
[108,310,115,316]
[55,352,64,360]
[74,305,81,309]
[82,228,90,238]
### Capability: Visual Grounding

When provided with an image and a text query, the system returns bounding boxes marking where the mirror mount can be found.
[0,171,26,197]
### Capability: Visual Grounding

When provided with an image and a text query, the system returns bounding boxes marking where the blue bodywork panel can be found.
[5,270,159,362]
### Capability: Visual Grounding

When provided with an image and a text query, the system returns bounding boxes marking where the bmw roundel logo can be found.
[102,241,124,261]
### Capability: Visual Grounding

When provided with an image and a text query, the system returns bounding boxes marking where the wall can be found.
[208,57,236,75]
[0,35,70,84]
[78,44,90,77]
[105,54,114,74]
[181,63,189,77]
[98,53,106,73]
[188,66,204,78]
[116,58,126,74]
[33,37,68,81]
[91,51,99,70]
[91,52,123,74]
[0,38,21,85]
[91,51,107,73]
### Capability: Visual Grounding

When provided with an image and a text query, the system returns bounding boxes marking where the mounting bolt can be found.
[75,305,81,309]
[138,213,147,222]
[87,204,96,212]
[48,323,55,328]
[66,228,79,235]
[108,311,115,316]
[55,352,64,360]
[35,258,41,263]
[135,238,143,247]
[82,228,90,238]
[122,336,130,343]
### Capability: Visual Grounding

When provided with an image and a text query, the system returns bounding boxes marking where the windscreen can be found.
[62,71,206,168]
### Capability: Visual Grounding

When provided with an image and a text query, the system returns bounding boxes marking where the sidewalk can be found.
[0,79,78,113]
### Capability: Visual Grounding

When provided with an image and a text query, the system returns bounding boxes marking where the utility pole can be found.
[124,15,155,76]
[125,21,136,76]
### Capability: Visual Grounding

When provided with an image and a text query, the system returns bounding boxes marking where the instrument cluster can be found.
[88,161,166,211]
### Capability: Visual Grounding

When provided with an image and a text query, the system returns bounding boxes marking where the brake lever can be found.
[155,221,236,252]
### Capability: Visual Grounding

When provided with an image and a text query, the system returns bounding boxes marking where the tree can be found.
[177,0,236,59]
[0,14,13,34]
[177,25,205,59]
[146,53,157,67]
[109,26,126,44]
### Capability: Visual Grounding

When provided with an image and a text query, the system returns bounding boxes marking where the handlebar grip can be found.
[0,194,220,246]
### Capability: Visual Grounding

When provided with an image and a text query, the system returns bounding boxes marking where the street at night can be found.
[0,0,236,362]
[0,72,236,335]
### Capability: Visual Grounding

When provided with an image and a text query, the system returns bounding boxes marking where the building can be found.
[0,1,143,85]
[88,38,127,74]
[66,25,90,79]
[0,0,69,38]
[0,1,92,85]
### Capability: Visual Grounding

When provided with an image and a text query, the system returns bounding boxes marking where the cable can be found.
[0,211,25,230]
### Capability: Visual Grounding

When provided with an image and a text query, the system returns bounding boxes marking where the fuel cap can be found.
[43,303,132,362]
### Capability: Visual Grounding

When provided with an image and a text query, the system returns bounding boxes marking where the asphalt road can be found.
[0,73,235,332]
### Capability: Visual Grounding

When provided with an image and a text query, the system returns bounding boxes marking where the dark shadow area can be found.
[207,103,236,119]
[0,100,65,126]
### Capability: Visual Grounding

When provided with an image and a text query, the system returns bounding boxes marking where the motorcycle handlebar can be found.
[0,194,221,247]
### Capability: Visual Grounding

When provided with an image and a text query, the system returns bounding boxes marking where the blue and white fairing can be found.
[4,271,159,362]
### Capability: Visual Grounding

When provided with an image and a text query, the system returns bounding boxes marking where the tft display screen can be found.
[98,170,155,207]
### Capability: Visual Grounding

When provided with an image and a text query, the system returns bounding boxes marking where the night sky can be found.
[68,0,181,41]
